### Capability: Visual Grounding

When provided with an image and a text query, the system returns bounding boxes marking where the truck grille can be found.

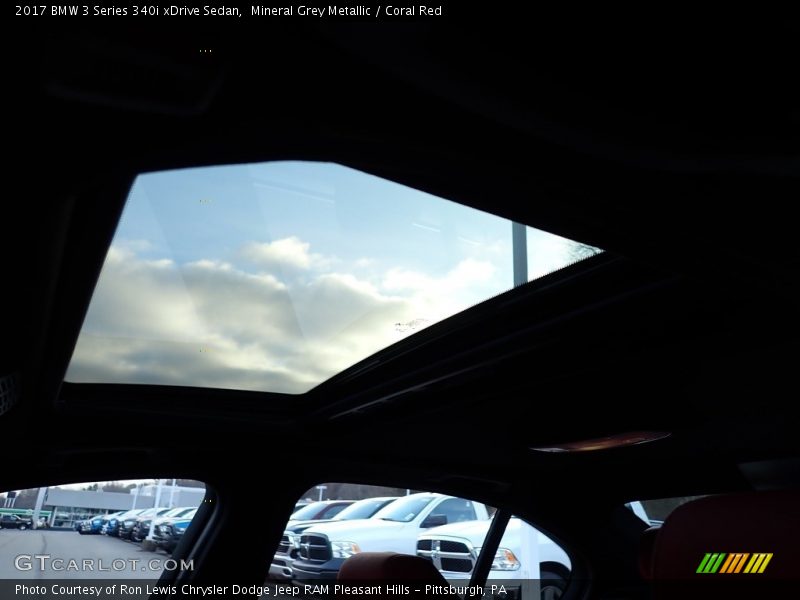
[298,534,331,561]
[277,534,292,555]
[441,558,473,573]
[440,540,470,553]
[417,538,475,574]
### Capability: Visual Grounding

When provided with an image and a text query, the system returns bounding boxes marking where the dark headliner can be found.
[3,16,799,542]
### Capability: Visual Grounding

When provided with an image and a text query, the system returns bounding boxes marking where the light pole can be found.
[316,485,327,501]
[32,488,47,530]
[132,483,142,509]
[146,479,165,542]
[512,222,528,287]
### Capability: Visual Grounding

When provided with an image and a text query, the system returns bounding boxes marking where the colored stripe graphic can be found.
[719,554,735,573]
[709,553,726,573]
[696,553,713,573]
[743,554,759,573]
[697,553,727,573]
[734,553,750,573]
[698,552,773,574]
[758,553,773,573]
[744,553,773,574]
[722,553,748,573]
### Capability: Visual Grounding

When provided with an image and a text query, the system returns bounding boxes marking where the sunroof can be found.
[65,161,600,394]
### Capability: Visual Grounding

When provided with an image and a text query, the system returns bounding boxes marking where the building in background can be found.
[39,484,205,529]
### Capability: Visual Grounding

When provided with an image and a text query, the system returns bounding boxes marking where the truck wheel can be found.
[540,562,569,600]
[19,525,28,530]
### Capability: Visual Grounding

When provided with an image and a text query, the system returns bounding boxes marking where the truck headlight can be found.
[330,541,361,558]
[475,547,521,571]
[491,548,520,571]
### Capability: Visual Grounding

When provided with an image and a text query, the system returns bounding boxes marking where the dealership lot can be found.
[0,530,169,579]
[0,530,303,600]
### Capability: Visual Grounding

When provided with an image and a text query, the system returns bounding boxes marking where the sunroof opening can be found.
[65,161,601,394]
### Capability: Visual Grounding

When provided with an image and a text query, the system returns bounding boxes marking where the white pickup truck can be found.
[291,493,489,580]
[417,517,571,599]
[415,501,652,599]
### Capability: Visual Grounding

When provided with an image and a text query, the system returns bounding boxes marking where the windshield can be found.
[290,502,329,520]
[334,498,397,520]
[373,496,435,523]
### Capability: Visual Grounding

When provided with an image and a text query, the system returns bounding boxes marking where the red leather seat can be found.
[642,490,800,599]
[339,551,450,581]
[638,526,660,580]
[338,552,451,600]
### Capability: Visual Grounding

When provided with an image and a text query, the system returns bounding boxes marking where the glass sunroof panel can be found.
[65,161,600,394]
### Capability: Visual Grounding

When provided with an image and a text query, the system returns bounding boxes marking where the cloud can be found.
[67,240,503,394]
[382,258,497,321]
[240,236,323,271]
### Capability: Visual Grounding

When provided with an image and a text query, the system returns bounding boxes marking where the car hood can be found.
[155,516,184,526]
[302,518,405,538]
[420,518,571,571]
[420,519,493,538]
[422,518,566,551]
[171,519,192,528]
[286,518,335,531]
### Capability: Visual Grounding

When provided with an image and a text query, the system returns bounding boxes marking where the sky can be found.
[1,480,173,493]
[56,480,156,491]
[65,161,595,394]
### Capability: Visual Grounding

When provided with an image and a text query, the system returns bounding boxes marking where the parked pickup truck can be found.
[103,509,143,536]
[270,497,398,580]
[417,517,572,599]
[291,493,489,581]
[153,508,198,554]
[79,512,122,535]
[414,502,652,599]
[120,507,170,540]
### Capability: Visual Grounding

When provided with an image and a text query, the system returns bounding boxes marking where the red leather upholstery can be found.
[339,552,449,582]
[645,490,800,599]
[338,553,451,600]
[638,526,660,580]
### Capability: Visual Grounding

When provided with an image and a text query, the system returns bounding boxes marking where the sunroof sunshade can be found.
[66,161,600,394]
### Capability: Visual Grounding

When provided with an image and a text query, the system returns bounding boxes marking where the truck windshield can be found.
[334,498,396,520]
[291,502,329,520]
[374,496,434,522]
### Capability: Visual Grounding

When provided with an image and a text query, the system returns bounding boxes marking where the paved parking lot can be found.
[0,529,170,579]
[0,530,302,600]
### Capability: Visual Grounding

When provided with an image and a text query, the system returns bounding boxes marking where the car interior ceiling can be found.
[4,16,800,599]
